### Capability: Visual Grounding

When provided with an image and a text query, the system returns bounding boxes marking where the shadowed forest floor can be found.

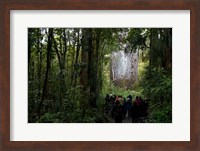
[122,117,132,123]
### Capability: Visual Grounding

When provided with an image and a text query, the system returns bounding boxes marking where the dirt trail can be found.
[122,117,132,123]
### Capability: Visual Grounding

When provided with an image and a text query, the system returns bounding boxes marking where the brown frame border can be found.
[0,0,200,150]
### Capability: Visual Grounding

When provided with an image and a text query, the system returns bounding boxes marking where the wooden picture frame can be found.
[0,0,199,150]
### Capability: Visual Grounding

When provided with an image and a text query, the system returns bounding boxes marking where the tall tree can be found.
[53,28,68,108]
[73,29,81,88]
[36,28,42,100]
[80,29,89,91]
[37,28,53,116]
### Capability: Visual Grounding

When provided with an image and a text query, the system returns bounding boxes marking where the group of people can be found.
[105,94,148,123]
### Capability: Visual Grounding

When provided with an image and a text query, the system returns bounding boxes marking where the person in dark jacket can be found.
[126,97,132,118]
[131,96,140,122]
[112,100,124,123]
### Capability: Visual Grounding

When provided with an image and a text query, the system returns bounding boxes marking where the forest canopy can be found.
[28,28,172,123]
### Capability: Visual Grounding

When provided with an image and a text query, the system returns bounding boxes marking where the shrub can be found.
[142,67,172,123]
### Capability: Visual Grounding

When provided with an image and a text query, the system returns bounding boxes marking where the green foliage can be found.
[138,53,149,82]
[126,28,147,51]
[29,28,172,123]
[37,107,110,123]
[142,67,172,123]
[37,112,61,123]
[36,85,110,123]
[81,108,110,123]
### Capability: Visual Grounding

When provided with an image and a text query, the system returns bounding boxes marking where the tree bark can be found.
[37,28,53,116]
[73,29,80,88]
[37,28,42,100]
[90,30,101,107]
[80,29,89,91]
[53,29,67,108]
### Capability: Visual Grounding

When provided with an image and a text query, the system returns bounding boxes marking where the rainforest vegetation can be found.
[28,28,172,123]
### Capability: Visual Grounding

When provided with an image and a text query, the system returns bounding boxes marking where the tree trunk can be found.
[53,29,67,109]
[80,29,88,91]
[90,30,101,108]
[166,28,172,69]
[73,29,80,88]
[37,28,42,100]
[87,29,93,88]
[37,28,53,116]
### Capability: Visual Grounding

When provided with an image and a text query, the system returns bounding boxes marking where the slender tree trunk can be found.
[149,29,153,67]
[28,29,33,114]
[166,28,172,69]
[73,29,80,88]
[60,28,67,107]
[53,29,67,109]
[37,28,53,116]
[37,28,42,100]
[87,29,93,88]
[70,29,76,87]
[28,37,31,75]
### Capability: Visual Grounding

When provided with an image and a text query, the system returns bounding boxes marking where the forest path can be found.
[122,117,132,123]
[110,117,132,123]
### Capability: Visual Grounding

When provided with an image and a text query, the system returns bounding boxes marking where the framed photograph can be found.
[0,0,199,150]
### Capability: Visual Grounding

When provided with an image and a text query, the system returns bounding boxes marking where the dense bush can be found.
[36,85,110,123]
[37,108,110,123]
[142,67,172,123]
